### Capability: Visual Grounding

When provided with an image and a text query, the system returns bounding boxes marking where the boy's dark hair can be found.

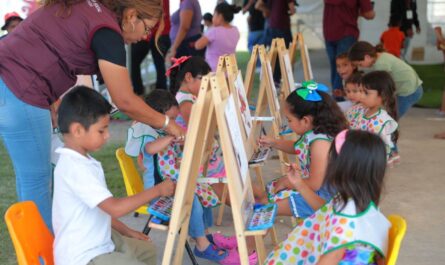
[344,71,362,86]
[388,14,401,27]
[144,89,178,114]
[361,70,399,143]
[286,89,349,138]
[214,3,241,23]
[324,130,387,212]
[58,86,112,133]
[169,56,211,95]
[335,52,348,60]
[203,12,213,23]
[348,41,384,61]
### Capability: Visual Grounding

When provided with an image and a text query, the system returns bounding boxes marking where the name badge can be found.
[406,10,413,19]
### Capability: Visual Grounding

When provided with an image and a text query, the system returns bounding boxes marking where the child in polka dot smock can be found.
[257,82,348,219]
[125,89,244,264]
[265,130,390,265]
[347,71,399,163]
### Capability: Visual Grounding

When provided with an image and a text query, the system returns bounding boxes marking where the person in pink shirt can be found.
[195,2,241,71]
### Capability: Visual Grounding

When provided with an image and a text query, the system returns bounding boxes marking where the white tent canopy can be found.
[1,0,444,64]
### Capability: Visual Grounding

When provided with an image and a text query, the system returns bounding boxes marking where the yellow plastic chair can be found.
[4,201,54,265]
[116,148,148,217]
[387,214,407,265]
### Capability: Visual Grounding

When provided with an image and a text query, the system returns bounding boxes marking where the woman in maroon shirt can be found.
[0,0,183,231]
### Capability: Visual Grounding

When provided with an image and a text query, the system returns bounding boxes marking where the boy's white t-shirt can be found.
[53,147,114,265]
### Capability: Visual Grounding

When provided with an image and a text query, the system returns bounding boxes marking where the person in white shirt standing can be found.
[52,86,176,265]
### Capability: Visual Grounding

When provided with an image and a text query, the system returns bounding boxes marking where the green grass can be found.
[0,140,126,265]
[236,51,261,102]
[411,64,445,108]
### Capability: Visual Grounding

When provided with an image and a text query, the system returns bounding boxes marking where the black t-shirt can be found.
[90,27,126,67]
[243,0,265,32]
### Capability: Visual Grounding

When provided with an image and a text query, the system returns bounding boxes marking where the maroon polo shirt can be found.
[267,0,293,30]
[0,0,121,109]
[323,0,373,42]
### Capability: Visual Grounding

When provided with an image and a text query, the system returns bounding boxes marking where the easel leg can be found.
[173,215,192,265]
[162,229,177,265]
[254,235,267,264]
[254,167,278,245]
[216,184,228,226]
[236,236,251,265]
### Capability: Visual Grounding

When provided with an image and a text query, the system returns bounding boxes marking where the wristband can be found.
[161,115,170,130]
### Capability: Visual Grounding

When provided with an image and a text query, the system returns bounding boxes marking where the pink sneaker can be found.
[219,249,258,265]
[209,233,238,249]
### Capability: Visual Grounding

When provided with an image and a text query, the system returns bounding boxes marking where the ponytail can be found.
[348,41,383,61]
[168,56,211,95]
[214,2,241,23]
[286,90,348,138]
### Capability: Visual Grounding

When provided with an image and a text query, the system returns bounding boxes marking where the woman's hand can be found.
[165,119,185,139]
[286,163,304,190]
[258,136,276,148]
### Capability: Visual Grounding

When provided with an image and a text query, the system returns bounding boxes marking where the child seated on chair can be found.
[167,56,258,264]
[125,89,181,190]
[265,130,390,265]
[257,81,348,220]
[52,86,175,265]
[125,88,246,265]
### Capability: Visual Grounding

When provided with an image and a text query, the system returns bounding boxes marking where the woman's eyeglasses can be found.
[139,17,152,36]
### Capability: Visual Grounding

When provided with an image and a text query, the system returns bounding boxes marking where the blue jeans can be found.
[325,36,357,92]
[397,85,423,118]
[0,78,53,231]
[188,194,213,238]
[248,30,265,53]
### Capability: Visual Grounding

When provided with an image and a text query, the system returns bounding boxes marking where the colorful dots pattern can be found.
[157,142,220,208]
[266,132,331,203]
[264,199,378,265]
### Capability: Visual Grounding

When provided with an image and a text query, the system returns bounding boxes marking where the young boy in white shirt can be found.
[52,86,175,265]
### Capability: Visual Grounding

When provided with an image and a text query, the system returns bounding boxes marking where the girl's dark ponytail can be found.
[168,56,211,96]
[214,3,241,23]
[285,90,348,138]
[348,41,379,61]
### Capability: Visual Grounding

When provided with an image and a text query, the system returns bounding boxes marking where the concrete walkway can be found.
[114,50,445,264]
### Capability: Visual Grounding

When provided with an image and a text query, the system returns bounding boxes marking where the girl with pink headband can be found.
[265,130,391,264]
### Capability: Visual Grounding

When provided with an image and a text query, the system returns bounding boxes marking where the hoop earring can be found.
[131,22,135,32]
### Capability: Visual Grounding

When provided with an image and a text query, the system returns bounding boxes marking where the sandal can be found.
[218,249,258,265]
[193,243,228,262]
[207,233,238,249]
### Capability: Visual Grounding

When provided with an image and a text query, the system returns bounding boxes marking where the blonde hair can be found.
[42,0,164,45]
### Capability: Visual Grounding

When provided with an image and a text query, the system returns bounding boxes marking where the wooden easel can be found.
[249,44,292,175]
[215,54,278,245]
[162,73,269,265]
[289,32,313,81]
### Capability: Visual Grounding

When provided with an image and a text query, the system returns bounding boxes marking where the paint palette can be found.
[148,196,174,221]
[246,203,277,231]
[249,147,271,164]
